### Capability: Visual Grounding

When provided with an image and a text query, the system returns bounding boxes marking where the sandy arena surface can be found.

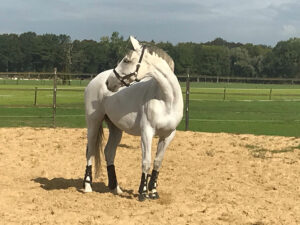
[0,127,299,225]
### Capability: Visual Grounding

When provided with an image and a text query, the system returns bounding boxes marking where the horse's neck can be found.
[151,62,183,112]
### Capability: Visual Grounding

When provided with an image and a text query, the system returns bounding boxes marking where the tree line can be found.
[0,31,299,78]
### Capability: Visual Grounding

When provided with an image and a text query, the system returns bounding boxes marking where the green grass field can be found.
[1,79,300,137]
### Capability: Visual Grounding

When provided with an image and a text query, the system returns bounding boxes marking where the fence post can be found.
[34,87,38,106]
[223,88,226,101]
[269,88,272,100]
[185,70,190,131]
[53,68,57,127]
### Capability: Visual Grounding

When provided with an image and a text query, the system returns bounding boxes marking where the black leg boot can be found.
[148,170,159,199]
[83,165,92,189]
[107,165,117,190]
[138,173,149,201]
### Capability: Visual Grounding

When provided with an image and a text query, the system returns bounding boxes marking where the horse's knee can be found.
[153,160,162,171]
[142,162,151,174]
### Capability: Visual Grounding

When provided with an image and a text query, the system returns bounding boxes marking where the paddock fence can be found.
[1,71,300,130]
[2,72,300,85]
[177,75,300,85]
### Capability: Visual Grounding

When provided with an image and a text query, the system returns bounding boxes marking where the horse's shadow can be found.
[32,177,138,199]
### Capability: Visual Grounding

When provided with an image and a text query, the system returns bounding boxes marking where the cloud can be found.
[282,25,298,36]
[0,0,300,45]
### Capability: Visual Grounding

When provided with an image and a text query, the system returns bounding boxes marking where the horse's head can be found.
[110,36,147,88]
[111,36,174,89]
[106,36,144,91]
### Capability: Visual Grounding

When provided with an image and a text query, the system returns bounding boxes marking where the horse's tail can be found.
[94,122,104,178]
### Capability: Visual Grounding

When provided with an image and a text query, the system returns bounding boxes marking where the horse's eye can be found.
[123,58,131,63]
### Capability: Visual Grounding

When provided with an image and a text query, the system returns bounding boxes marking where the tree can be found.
[173,42,198,74]
[267,38,300,78]
[194,45,230,76]
[19,32,37,71]
[230,47,255,77]
[0,31,299,80]
[71,40,88,73]
[0,34,22,71]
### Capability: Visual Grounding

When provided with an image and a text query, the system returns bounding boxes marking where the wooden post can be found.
[223,88,226,101]
[185,69,190,131]
[53,68,57,127]
[34,87,38,106]
[269,88,272,100]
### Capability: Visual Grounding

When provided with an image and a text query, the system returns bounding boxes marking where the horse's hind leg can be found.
[104,118,123,195]
[83,116,103,193]
[149,130,176,199]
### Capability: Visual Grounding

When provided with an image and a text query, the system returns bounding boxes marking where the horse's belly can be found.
[108,112,141,136]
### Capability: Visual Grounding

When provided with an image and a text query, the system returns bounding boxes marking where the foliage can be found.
[0,32,299,78]
[262,38,300,78]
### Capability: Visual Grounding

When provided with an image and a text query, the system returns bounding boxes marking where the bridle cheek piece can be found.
[113,46,146,87]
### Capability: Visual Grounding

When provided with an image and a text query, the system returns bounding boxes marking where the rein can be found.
[113,46,146,87]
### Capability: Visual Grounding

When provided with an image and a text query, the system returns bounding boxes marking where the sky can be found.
[1,0,300,46]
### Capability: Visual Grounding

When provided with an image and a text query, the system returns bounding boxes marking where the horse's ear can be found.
[130,36,142,51]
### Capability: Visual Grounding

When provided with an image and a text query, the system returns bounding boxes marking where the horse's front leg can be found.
[149,130,176,199]
[138,128,154,201]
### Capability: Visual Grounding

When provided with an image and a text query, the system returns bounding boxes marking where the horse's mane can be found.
[144,45,175,72]
[125,40,175,72]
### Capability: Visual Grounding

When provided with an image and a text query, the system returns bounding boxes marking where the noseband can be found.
[113,46,146,87]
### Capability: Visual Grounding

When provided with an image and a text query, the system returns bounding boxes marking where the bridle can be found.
[113,46,146,87]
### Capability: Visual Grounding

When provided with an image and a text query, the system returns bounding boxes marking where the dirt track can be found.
[0,127,299,225]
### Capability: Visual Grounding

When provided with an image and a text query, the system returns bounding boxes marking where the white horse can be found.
[83,36,183,201]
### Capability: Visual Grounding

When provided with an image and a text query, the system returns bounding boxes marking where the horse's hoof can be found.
[84,183,93,193]
[149,191,159,200]
[112,185,123,195]
[138,192,149,202]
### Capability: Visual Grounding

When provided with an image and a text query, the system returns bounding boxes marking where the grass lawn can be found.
[1,80,300,136]
[179,100,300,136]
